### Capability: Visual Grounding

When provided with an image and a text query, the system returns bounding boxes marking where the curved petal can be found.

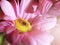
[6,30,24,45]
[22,30,54,45]
[21,34,37,45]
[30,15,42,26]
[48,2,60,17]
[30,15,44,31]
[0,0,16,20]
[38,0,52,14]
[31,15,57,30]
[0,20,6,32]
[25,0,38,13]
[22,13,36,20]
[47,8,60,17]
[41,17,57,30]
[8,0,17,16]
[47,1,60,17]
[0,20,14,33]
[54,1,60,10]
[19,0,31,18]
[30,30,53,45]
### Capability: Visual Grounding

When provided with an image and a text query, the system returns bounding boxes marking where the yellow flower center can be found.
[15,18,32,33]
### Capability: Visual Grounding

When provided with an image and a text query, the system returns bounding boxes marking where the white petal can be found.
[42,17,57,30]
[42,1,52,14]
[20,0,31,16]
[1,0,16,20]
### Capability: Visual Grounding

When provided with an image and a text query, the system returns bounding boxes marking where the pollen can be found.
[15,18,32,33]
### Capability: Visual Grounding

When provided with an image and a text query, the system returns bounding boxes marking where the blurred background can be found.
[47,16,60,45]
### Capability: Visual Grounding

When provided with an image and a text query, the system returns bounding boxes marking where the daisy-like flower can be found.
[0,0,57,45]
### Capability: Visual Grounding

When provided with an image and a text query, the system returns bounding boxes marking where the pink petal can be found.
[7,0,21,19]
[47,7,60,17]
[0,21,5,32]
[29,15,43,31]
[22,13,35,20]
[22,30,54,45]
[22,13,31,20]
[0,0,16,20]
[30,30,53,45]
[30,15,42,26]
[6,30,24,45]
[38,0,52,14]
[0,20,14,33]
[16,1,20,17]
[8,0,17,16]
[47,1,60,17]
[21,34,37,45]
[54,1,60,10]
[31,15,57,30]
[19,0,31,17]
[25,0,38,13]
[41,17,57,30]
[0,20,9,32]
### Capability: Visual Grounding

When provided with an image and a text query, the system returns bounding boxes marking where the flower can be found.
[0,0,56,45]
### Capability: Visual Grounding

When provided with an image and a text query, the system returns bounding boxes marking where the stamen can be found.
[22,21,27,26]
[15,18,32,32]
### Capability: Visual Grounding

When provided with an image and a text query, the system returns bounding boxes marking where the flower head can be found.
[0,0,57,45]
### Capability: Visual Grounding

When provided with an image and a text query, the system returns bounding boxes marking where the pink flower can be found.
[0,0,56,45]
